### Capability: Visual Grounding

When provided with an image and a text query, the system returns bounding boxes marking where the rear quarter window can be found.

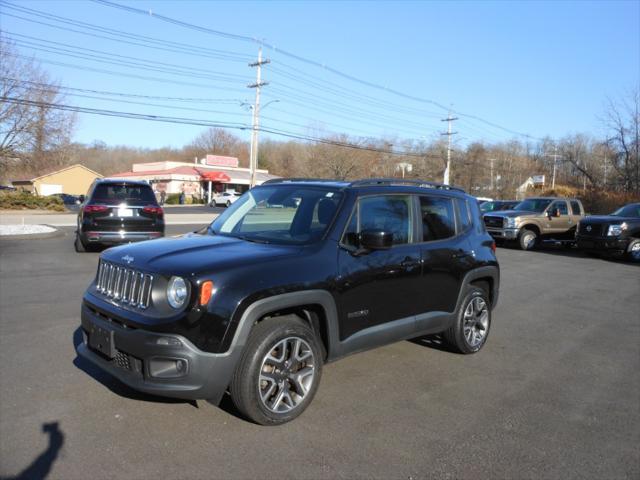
[420,196,456,241]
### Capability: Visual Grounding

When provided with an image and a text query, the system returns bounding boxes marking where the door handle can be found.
[453,249,474,259]
[400,258,420,268]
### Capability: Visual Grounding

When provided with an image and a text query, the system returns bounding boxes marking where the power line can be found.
[1,97,436,158]
[4,52,248,93]
[90,0,544,141]
[0,1,253,62]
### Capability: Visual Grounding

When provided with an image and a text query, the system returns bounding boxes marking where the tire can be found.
[74,233,87,253]
[226,200,231,207]
[518,229,538,250]
[443,286,491,354]
[230,315,323,425]
[626,239,640,263]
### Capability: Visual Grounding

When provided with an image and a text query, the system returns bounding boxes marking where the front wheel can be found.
[518,229,538,250]
[230,315,323,425]
[443,286,491,354]
[226,200,231,207]
[626,239,640,263]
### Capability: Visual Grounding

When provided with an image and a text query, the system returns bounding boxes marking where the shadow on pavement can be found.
[71,327,197,407]
[408,334,459,353]
[1,422,64,480]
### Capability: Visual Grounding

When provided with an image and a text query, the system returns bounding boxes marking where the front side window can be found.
[420,196,456,241]
[210,186,342,245]
[342,195,413,247]
[611,203,640,217]
[549,201,568,215]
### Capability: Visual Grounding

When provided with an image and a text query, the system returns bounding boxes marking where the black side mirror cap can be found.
[359,230,393,250]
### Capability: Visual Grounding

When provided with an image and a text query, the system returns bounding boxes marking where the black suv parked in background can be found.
[576,202,640,261]
[75,179,164,252]
[77,179,499,425]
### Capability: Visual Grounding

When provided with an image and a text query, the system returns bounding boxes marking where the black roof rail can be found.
[261,178,347,185]
[349,178,466,193]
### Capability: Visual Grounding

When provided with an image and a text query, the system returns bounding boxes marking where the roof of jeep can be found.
[261,178,466,194]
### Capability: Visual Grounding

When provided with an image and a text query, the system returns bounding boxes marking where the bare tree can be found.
[603,89,640,192]
[0,37,76,177]
[184,127,249,166]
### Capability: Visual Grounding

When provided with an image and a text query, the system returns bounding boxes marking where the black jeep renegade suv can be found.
[77,179,499,425]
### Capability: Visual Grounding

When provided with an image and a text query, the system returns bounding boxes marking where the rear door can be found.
[416,195,472,318]
[86,183,161,232]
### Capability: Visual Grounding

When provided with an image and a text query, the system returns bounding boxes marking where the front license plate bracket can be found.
[89,325,115,358]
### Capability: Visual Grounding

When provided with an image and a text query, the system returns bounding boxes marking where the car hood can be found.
[484,210,538,218]
[581,215,638,225]
[101,233,303,275]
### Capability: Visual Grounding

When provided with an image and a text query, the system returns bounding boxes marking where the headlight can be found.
[607,223,627,237]
[504,217,517,228]
[167,276,189,309]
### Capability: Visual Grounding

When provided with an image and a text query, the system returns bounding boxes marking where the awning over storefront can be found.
[199,171,231,182]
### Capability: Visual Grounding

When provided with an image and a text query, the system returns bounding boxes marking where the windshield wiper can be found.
[236,235,271,244]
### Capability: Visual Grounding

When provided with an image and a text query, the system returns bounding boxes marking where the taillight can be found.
[491,241,497,253]
[142,206,164,218]
[83,205,109,214]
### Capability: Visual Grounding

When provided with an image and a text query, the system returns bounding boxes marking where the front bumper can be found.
[82,230,163,244]
[77,302,236,403]
[486,227,519,240]
[576,235,629,253]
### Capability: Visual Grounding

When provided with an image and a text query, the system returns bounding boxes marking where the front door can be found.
[336,194,422,341]
[545,200,571,235]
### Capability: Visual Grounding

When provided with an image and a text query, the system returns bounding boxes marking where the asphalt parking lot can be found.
[0,226,638,479]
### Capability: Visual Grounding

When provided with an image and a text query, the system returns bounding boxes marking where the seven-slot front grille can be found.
[96,261,153,309]
[484,216,504,229]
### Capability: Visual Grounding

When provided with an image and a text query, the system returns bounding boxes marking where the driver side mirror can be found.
[359,230,393,250]
[78,195,85,204]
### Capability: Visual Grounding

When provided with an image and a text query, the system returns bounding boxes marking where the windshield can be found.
[209,185,343,245]
[514,198,552,212]
[91,183,157,205]
[611,203,640,217]
[480,201,497,213]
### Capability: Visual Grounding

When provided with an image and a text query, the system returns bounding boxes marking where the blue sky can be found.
[1,0,638,149]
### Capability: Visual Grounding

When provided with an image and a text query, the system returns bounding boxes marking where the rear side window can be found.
[456,198,472,232]
[342,195,413,246]
[570,201,581,215]
[420,196,456,241]
[91,183,157,205]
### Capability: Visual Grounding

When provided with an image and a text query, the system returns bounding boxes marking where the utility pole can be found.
[544,146,562,189]
[440,112,458,185]
[248,47,270,188]
[489,158,495,191]
[603,153,608,188]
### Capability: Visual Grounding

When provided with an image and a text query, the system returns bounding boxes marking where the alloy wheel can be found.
[258,336,316,414]
[463,297,489,348]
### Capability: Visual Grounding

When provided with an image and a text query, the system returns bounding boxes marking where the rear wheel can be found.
[230,315,323,425]
[518,229,538,250]
[74,233,87,253]
[444,286,491,354]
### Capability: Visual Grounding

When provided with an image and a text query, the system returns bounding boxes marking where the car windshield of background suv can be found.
[209,186,343,245]
[611,204,640,217]
[91,184,157,205]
